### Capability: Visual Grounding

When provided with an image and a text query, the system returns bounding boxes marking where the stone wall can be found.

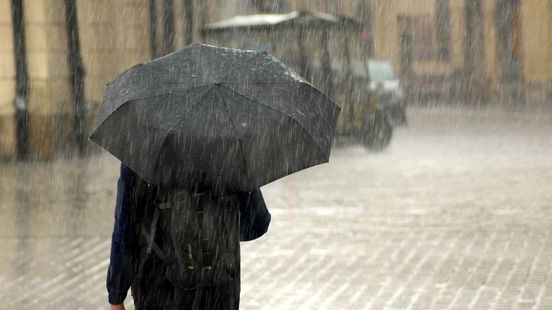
[24,0,73,159]
[1,0,152,160]
[77,0,150,120]
[521,0,552,103]
[368,0,552,102]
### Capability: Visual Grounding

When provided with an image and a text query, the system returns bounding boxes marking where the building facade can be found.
[1,0,152,159]
[1,0,551,160]
[369,0,552,101]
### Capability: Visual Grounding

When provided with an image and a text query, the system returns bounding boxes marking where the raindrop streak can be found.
[1,1,551,309]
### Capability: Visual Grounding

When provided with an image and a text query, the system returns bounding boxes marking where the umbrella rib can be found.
[217,51,307,85]
[219,82,335,128]
[95,84,214,131]
[214,87,249,183]
[218,84,326,156]
[163,84,217,132]
[220,81,305,85]
[149,86,217,180]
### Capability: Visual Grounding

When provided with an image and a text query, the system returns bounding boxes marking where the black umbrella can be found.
[90,43,340,191]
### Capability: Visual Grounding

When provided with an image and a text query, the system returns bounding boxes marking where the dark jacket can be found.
[106,164,271,305]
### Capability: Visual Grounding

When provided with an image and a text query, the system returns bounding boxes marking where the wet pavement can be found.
[1,104,552,309]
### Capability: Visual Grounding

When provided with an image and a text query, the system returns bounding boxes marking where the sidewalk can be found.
[1,104,551,309]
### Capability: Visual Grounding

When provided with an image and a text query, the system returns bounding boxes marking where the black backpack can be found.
[134,181,241,290]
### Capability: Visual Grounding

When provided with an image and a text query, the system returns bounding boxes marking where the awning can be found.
[202,10,364,33]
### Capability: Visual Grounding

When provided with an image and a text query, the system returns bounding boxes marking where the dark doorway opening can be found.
[496,0,525,102]
[464,0,487,101]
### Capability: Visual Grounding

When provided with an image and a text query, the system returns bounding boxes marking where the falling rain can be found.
[1,1,552,309]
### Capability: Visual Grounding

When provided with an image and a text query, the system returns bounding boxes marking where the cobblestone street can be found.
[1,104,552,309]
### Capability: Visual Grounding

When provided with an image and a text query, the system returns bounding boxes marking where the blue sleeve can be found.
[239,189,271,241]
[106,164,138,304]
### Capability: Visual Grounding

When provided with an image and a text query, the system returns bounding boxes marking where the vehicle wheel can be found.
[364,111,393,150]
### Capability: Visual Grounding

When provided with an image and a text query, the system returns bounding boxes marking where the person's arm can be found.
[238,189,271,241]
[107,164,137,306]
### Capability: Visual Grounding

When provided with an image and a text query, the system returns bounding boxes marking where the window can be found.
[367,61,397,82]
[411,15,437,61]
[435,0,451,61]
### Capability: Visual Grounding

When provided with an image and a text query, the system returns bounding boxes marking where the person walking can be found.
[91,44,339,309]
[107,164,271,309]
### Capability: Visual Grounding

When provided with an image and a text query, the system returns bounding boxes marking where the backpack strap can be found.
[140,203,170,260]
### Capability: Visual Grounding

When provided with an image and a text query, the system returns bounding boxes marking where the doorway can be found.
[496,0,523,83]
[464,0,487,100]
[496,0,524,101]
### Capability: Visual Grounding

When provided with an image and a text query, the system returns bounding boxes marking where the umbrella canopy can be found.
[90,43,340,191]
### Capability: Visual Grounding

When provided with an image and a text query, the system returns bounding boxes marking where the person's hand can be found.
[110,304,125,310]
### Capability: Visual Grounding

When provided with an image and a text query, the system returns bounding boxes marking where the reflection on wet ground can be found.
[1,104,552,309]
[0,155,119,309]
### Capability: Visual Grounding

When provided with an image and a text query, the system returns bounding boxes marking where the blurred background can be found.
[1,0,552,309]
